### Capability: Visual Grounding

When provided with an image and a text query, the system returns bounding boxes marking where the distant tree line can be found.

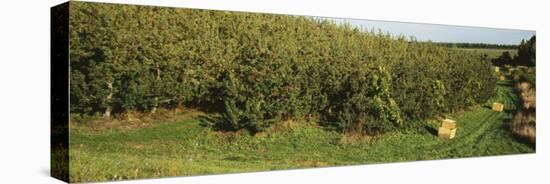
[434,42,517,49]
[492,36,536,67]
[69,2,496,134]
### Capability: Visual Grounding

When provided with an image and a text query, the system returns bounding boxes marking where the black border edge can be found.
[51,1,70,183]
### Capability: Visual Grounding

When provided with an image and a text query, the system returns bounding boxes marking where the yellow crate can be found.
[492,102,504,112]
[441,119,456,129]
[438,127,457,139]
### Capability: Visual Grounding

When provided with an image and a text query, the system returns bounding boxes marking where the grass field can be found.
[452,48,518,59]
[69,79,534,182]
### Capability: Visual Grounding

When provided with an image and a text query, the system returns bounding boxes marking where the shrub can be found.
[69,2,496,134]
[512,81,536,144]
[329,66,404,134]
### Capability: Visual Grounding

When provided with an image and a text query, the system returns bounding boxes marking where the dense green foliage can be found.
[69,2,496,134]
[511,67,536,88]
[516,36,536,66]
[435,42,517,49]
[492,36,536,67]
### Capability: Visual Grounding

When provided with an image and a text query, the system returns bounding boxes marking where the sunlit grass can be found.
[69,82,533,182]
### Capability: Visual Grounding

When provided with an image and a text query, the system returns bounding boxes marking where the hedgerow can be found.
[68,2,496,134]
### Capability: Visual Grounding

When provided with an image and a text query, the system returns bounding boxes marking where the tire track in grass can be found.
[422,109,492,149]
[449,111,502,156]
[365,108,495,161]
[398,111,490,149]
[470,81,531,154]
[394,82,519,158]
[437,81,521,156]
[427,110,500,157]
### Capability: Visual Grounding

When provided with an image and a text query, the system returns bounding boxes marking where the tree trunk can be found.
[151,63,161,114]
[103,81,113,119]
[174,100,183,114]
[151,98,158,114]
[103,106,112,119]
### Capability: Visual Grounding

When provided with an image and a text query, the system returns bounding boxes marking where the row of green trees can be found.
[69,2,496,134]
[492,36,536,67]
[516,36,536,66]
[435,42,517,49]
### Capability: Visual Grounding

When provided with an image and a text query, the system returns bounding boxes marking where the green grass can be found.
[69,80,534,182]
[452,48,518,59]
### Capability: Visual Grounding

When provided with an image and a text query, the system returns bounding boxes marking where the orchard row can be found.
[69,2,496,134]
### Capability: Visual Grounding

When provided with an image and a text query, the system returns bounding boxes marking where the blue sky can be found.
[321,17,535,45]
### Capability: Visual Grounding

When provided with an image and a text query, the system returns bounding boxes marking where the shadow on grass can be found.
[197,114,245,133]
[505,118,537,150]
[512,134,536,150]
[496,112,536,150]
[496,80,515,86]
[424,125,438,136]
[224,155,247,161]
[499,117,512,129]
[197,114,223,128]
[184,96,226,114]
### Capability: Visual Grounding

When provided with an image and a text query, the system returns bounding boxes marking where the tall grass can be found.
[512,80,536,143]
